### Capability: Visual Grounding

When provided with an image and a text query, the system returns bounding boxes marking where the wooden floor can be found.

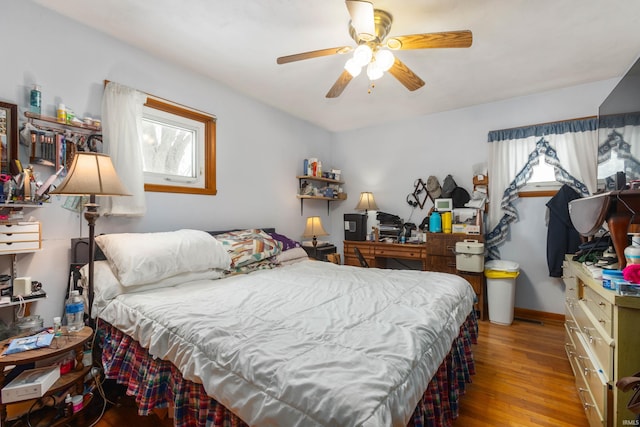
[82,319,588,427]
[454,319,588,427]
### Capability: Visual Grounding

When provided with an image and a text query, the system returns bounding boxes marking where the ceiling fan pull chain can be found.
[368,82,375,94]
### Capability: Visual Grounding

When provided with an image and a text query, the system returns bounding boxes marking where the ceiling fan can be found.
[276,0,473,98]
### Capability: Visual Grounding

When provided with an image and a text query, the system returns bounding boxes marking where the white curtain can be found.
[598,113,640,184]
[486,118,598,259]
[100,82,146,216]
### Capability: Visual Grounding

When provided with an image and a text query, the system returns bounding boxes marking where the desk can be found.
[344,235,485,320]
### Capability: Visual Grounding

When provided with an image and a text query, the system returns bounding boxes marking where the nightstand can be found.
[302,244,337,261]
[0,327,93,425]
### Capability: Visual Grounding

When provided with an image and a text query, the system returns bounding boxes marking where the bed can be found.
[80,228,478,427]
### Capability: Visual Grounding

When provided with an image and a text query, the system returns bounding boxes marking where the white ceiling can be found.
[33,0,640,132]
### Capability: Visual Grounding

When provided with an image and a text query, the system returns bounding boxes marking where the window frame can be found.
[142,97,217,195]
[517,159,561,197]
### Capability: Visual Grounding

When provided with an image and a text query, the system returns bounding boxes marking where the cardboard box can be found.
[2,365,60,403]
[452,224,481,234]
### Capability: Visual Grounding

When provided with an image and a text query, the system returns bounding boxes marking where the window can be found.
[518,160,562,196]
[142,97,216,195]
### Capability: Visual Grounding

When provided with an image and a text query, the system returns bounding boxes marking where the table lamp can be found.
[356,192,378,240]
[302,216,329,257]
[355,192,378,214]
[51,152,130,318]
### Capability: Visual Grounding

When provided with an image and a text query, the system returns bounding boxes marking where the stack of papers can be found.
[3,332,54,355]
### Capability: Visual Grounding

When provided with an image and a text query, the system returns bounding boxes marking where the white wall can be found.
[0,2,623,325]
[1,2,332,325]
[331,80,617,315]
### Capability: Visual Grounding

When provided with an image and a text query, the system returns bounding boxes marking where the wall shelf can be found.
[24,112,101,133]
[296,175,346,215]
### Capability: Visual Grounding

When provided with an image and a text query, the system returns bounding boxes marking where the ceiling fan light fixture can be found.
[375,49,394,71]
[344,58,362,77]
[386,38,402,50]
[353,44,373,67]
[346,0,376,42]
[366,62,384,81]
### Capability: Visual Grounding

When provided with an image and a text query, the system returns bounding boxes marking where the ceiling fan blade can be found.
[277,47,352,65]
[326,70,354,98]
[387,58,425,91]
[386,30,472,50]
[346,0,375,42]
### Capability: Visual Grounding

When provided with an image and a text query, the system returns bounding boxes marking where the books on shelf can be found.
[1,365,60,403]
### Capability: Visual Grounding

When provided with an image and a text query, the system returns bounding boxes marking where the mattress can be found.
[96,260,475,426]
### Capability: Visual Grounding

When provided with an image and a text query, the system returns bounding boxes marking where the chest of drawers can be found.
[0,222,41,253]
[424,233,485,320]
[563,258,640,427]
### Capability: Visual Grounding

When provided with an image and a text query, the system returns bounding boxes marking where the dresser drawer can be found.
[574,332,608,416]
[582,285,612,336]
[564,322,578,376]
[425,236,457,256]
[425,236,447,255]
[574,300,613,380]
[375,245,424,260]
[0,223,40,235]
[0,232,40,243]
[427,255,457,273]
[343,242,374,255]
[459,272,482,294]
[0,241,41,252]
[574,361,606,427]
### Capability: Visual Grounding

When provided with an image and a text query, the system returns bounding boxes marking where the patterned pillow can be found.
[214,229,282,268]
[268,232,301,251]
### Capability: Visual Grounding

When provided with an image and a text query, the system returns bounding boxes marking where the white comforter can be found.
[97,260,475,427]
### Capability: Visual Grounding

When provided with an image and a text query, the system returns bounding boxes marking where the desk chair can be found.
[354,247,369,268]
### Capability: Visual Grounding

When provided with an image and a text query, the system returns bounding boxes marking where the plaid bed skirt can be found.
[98,310,478,427]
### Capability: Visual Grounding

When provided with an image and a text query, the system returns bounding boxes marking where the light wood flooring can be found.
[82,319,588,427]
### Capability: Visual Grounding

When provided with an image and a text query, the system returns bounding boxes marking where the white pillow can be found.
[274,247,309,264]
[95,229,231,287]
[82,261,225,317]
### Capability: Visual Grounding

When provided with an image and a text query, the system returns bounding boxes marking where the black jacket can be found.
[546,185,582,277]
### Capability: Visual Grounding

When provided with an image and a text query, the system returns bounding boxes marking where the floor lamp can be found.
[302,216,329,259]
[51,152,130,319]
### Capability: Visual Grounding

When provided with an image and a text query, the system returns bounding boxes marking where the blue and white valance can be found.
[486,117,598,260]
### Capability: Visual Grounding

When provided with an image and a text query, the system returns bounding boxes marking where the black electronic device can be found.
[616,171,627,190]
[344,213,367,241]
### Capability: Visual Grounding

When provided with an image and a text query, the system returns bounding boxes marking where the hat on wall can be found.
[441,174,457,198]
[452,187,471,208]
[426,176,442,199]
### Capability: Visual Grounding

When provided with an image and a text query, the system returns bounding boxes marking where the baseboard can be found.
[514,307,564,327]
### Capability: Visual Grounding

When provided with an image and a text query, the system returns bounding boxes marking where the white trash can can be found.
[484,260,520,325]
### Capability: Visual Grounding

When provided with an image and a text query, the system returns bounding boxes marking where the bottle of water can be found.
[65,290,85,332]
[29,84,41,114]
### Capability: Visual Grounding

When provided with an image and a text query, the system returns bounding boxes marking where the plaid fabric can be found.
[409,310,478,427]
[98,309,478,427]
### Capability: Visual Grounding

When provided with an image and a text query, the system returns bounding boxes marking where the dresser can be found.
[563,258,640,427]
[343,233,485,319]
[423,233,485,321]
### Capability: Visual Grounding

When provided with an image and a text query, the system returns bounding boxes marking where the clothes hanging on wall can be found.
[546,184,582,277]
